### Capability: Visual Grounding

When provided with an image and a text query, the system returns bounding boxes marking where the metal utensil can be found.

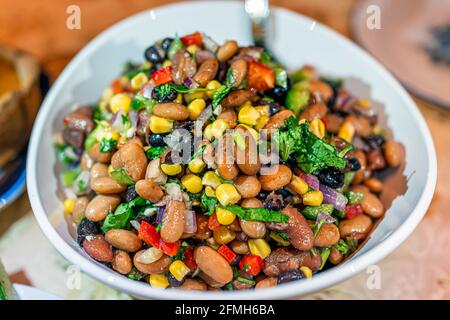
[245,0,271,48]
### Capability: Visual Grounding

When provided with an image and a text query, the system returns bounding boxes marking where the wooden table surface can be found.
[1,0,449,298]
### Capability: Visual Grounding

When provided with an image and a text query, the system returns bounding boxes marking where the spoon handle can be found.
[245,0,270,48]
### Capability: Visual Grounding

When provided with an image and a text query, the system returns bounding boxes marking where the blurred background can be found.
[0,0,449,299]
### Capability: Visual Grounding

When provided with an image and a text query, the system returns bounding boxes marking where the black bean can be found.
[151,85,178,102]
[363,134,385,150]
[167,273,186,287]
[161,37,174,53]
[257,190,269,201]
[144,44,165,64]
[347,158,361,172]
[316,167,344,189]
[77,219,100,245]
[277,269,304,284]
[123,185,138,202]
[264,192,284,211]
[148,133,167,147]
[266,85,288,105]
[275,187,290,198]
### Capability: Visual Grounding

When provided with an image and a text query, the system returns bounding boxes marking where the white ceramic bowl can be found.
[27,1,437,299]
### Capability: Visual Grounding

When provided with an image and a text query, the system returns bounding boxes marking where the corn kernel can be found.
[255,105,270,116]
[181,174,203,193]
[205,186,216,197]
[169,260,191,281]
[210,119,230,139]
[130,73,149,90]
[216,184,241,206]
[136,247,163,264]
[101,87,114,102]
[173,93,183,104]
[238,105,261,126]
[186,44,199,55]
[149,274,169,289]
[187,98,206,120]
[213,226,236,244]
[161,59,172,67]
[108,165,114,174]
[338,121,355,143]
[248,239,271,259]
[300,266,313,279]
[206,80,222,98]
[150,115,173,134]
[288,175,309,195]
[215,207,236,225]
[96,126,120,142]
[188,157,206,174]
[110,93,131,114]
[310,118,325,139]
[161,163,182,176]
[254,115,270,130]
[241,100,252,108]
[202,171,221,189]
[303,190,323,206]
[358,98,371,108]
[184,91,207,103]
[63,198,76,213]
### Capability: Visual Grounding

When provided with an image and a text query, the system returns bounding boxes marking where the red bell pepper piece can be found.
[239,254,263,276]
[208,213,220,230]
[181,32,203,46]
[151,66,172,86]
[111,79,125,93]
[183,247,197,270]
[345,204,363,219]
[217,245,236,264]
[138,221,180,257]
[247,61,275,92]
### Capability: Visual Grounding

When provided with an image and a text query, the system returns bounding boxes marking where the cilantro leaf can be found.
[201,193,218,216]
[102,203,134,232]
[223,205,289,223]
[145,146,166,160]
[110,168,135,185]
[99,138,117,153]
[212,85,232,110]
[131,94,157,112]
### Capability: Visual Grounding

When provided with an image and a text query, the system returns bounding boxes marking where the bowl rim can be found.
[27,0,437,300]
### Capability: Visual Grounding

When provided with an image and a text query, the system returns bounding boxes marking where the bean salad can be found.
[56,32,404,291]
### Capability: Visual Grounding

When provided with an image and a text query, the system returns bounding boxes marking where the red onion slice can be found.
[183,210,197,234]
[155,206,165,224]
[319,184,348,211]
[316,212,336,224]
[299,172,320,190]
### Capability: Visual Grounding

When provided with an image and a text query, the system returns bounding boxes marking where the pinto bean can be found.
[135,179,164,203]
[283,206,314,251]
[153,103,189,121]
[259,165,292,191]
[133,252,172,274]
[364,178,383,193]
[112,251,132,274]
[314,223,340,247]
[329,247,344,265]
[82,235,113,262]
[299,103,328,121]
[171,49,197,84]
[263,248,300,277]
[216,134,239,180]
[234,126,261,175]
[264,110,295,130]
[89,143,112,163]
[345,115,371,137]
[310,80,333,102]
[234,175,261,198]
[85,194,121,222]
[241,198,263,208]
[351,150,367,185]
[160,200,185,243]
[193,214,212,240]
[193,58,219,87]
[111,141,147,182]
[361,192,384,218]
[255,277,277,289]
[239,218,266,239]
[105,229,142,252]
[384,140,403,167]
[194,246,233,287]
[217,40,238,62]
[323,114,343,134]
[339,214,373,239]
[145,158,167,185]
[72,196,89,224]
[229,59,247,87]
[90,176,127,194]
[90,163,109,179]
[221,90,254,108]
[367,148,386,171]
[229,240,249,255]
[179,278,208,291]
[217,109,237,128]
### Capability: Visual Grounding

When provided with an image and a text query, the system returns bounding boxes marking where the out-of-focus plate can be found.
[13,284,61,300]
[351,0,450,109]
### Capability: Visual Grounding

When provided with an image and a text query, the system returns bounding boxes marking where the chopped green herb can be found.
[145,146,166,160]
[346,237,359,252]
[333,239,350,255]
[127,267,147,281]
[99,138,117,153]
[167,36,183,60]
[302,204,334,220]
[269,231,290,246]
[344,191,364,205]
[131,94,157,112]
[93,104,110,122]
[223,205,289,223]
[212,85,232,110]
[236,276,256,286]
[102,203,134,232]
[110,168,135,185]
[55,144,78,165]
[190,145,206,161]
[320,76,343,90]
[319,248,331,270]
[77,179,87,193]
[314,218,327,237]
[201,193,218,216]
[60,169,79,187]
[285,81,310,115]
